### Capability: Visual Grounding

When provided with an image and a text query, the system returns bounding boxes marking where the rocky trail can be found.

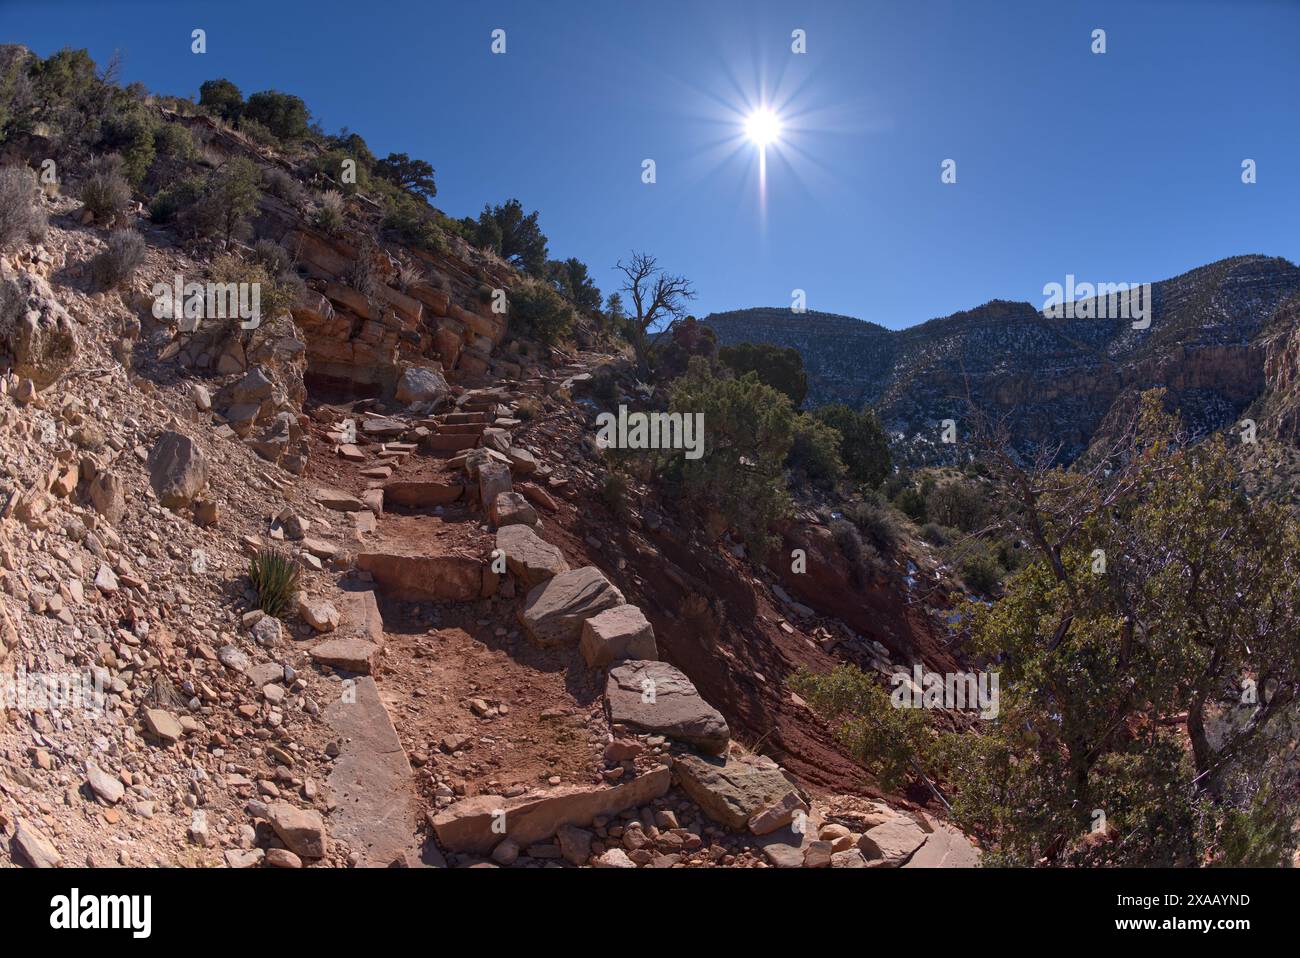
[0,188,979,871]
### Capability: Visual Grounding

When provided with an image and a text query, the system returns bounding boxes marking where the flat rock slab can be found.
[432,765,670,855]
[674,752,801,830]
[495,524,569,588]
[356,550,484,602]
[901,821,980,868]
[310,637,379,674]
[324,676,437,867]
[11,819,61,867]
[336,586,385,644]
[361,417,407,437]
[605,660,729,755]
[382,480,464,508]
[314,487,366,512]
[519,566,625,646]
[859,819,929,867]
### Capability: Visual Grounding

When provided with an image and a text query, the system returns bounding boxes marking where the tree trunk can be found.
[1186,697,1219,799]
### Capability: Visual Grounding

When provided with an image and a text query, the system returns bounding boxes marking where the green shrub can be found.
[211,252,299,323]
[101,103,156,186]
[90,229,146,290]
[248,548,300,618]
[261,167,301,204]
[0,165,47,249]
[919,522,953,547]
[666,357,794,558]
[893,484,927,523]
[252,238,292,277]
[600,472,629,515]
[787,413,846,488]
[242,90,310,143]
[79,154,132,223]
[238,117,282,149]
[508,277,574,345]
[846,499,901,553]
[475,198,547,273]
[719,342,807,406]
[190,156,261,244]
[152,121,196,161]
[955,541,1001,595]
[831,518,881,585]
[925,479,989,534]
[308,148,368,195]
[790,665,935,792]
[315,189,344,232]
[198,78,243,123]
[381,192,445,251]
[811,403,892,487]
[591,371,620,407]
[655,316,717,380]
[149,171,205,224]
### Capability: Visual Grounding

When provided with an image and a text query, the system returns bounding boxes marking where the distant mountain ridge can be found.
[702,255,1300,464]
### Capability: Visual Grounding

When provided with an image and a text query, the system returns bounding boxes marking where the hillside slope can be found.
[705,255,1300,463]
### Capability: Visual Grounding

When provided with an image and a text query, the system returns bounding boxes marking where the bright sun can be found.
[744,108,781,147]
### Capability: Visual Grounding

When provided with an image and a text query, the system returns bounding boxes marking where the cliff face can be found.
[705,255,1300,464]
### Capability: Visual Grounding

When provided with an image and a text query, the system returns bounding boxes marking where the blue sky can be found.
[6,0,1298,328]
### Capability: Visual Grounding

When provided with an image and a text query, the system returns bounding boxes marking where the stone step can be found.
[324,675,443,867]
[382,479,465,508]
[356,549,487,601]
[432,766,671,855]
[438,412,492,425]
[421,432,481,453]
[435,422,487,436]
[605,660,730,755]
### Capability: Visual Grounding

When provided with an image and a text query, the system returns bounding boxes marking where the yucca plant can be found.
[248,548,300,618]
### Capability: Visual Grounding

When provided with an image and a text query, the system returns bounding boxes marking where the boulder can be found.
[11,819,61,868]
[87,470,125,525]
[221,364,274,408]
[0,269,78,389]
[394,365,449,407]
[519,566,625,646]
[247,411,300,465]
[495,524,569,588]
[803,840,834,868]
[147,431,209,510]
[85,762,125,804]
[481,427,511,454]
[579,604,657,669]
[477,461,512,511]
[592,848,637,869]
[605,661,729,755]
[268,801,329,858]
[143,708,183,744]
[489,491,537,528]
[507,447,538,475]
[673,752,800,830]
[323,675,428,867]
[748,790,811,836]
[299,598,340,632]
[556,824,594,866]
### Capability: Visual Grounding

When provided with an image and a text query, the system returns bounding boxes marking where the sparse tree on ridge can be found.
[614,250,696,377]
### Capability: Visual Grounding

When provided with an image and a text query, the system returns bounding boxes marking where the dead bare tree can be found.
[613,251,696,377]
